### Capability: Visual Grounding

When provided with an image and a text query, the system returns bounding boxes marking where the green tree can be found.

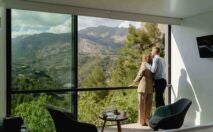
[14,94,55,132]
[79,65,110,125]
[82,66,107,88]
[82,66,108,101]
[106,23,164,124]
[109,23,164,87]
[11,68,63,110]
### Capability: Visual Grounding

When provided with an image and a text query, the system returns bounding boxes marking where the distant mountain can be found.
[13,26,128,56]
[79,26,128,49]
[12,26,128,86]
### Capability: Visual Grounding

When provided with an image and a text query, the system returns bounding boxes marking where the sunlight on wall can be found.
[171,32,201,125]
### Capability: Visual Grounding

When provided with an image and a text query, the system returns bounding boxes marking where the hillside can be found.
[79,26,128,49]
[12,26,128,87]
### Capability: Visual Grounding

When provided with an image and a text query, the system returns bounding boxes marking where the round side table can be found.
[99,111,128,132]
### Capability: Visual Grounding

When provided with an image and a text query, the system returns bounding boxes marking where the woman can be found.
[132,55,154,126]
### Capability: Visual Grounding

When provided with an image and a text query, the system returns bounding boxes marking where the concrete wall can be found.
[171,11,213,126]
[0,0,6,118]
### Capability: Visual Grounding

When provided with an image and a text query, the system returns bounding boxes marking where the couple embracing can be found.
[132,47,167,126]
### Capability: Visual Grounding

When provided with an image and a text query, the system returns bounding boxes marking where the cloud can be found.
[12,30,43,38]
[118,21,142,28]
[48,18,71,33]
[12,9,71,37]
[78,16,142,30]
[12,9,143,38]
[12,9,70,27]
[78,16,123,30]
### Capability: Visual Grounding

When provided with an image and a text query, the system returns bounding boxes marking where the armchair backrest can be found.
[158,98,192,129]
[46,105,77,132]
[171,98,192,115]
[46,105,98,132]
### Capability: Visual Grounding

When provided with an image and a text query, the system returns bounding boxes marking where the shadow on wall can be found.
[176,69,199,126]
[171,25,205,125]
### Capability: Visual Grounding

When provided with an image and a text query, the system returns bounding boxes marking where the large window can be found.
[8,8,167,131]
[77,16,166,125]
[9,9,77,132]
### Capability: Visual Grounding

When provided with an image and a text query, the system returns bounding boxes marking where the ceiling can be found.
[5,0,213,25]
[25,0,213,18]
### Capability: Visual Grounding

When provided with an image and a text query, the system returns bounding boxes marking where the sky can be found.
[12,9,142,38]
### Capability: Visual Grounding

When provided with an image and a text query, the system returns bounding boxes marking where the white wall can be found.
[0,0,6,118]
[171,11,213,126]
[166,123,213,132]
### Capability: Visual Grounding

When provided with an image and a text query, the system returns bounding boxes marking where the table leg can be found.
[117,121,122,132]
[101,120,106,132]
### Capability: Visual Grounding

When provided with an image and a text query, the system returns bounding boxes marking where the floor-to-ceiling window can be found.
[7,8,167,131]
[77,16,166,125]
[8,9,77,132]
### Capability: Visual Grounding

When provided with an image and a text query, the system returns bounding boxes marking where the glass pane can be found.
[78,89,139,126]
[12,92,73,132]
[78,16,138,88]
[78,16,166,88]
[11,9,73,90]
[78,89,157,126]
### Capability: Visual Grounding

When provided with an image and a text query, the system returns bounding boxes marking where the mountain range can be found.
[12,26,128,87]
[13,26,128,56]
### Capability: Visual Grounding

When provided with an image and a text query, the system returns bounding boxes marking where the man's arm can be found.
[146,57,159,74]
[134,63,146,82]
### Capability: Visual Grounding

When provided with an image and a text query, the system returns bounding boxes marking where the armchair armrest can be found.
[3,117,23,132]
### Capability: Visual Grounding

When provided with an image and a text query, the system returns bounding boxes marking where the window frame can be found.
[6,8,171,121]
[6,9,80,118]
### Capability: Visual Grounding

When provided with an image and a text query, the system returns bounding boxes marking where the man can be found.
[146,47,167,108]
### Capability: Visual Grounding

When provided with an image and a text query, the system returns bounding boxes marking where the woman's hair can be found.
[142,54,152,64]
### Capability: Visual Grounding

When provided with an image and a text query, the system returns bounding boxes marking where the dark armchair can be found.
[46,105,98,132]
[0,117,23,132]
[149,98,192,131]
